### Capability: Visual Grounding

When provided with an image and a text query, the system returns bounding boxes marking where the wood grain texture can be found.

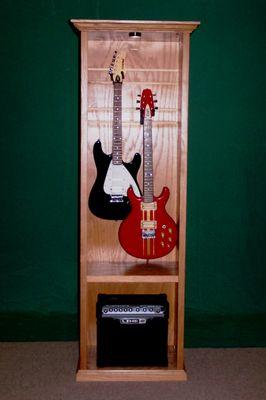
[76,346,187,381]
[86,37,180,263]
[177,33,190,369]
[79,31,89,370]
[86,261,178,282]
[87,39,180,69]
[71,19,199,381]
[71,19,200,33]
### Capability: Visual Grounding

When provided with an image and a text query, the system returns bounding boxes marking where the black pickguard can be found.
[88,140,141,220]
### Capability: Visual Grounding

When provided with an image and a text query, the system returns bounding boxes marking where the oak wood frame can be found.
[71,19,200,381]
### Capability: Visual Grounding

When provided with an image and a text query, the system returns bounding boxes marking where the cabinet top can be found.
[70,19,200,33]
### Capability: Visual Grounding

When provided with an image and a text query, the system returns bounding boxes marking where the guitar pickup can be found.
[141,202,157,211]
[110,195,124,203]
[141,220,157,229]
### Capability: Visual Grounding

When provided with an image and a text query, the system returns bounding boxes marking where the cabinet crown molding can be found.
[70,19,200,33]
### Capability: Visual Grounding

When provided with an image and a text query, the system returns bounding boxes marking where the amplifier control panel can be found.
[101,304,166,317]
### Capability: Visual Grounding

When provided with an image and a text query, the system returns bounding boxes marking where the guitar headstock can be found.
[109,51,126,83]
[137,88,157,124]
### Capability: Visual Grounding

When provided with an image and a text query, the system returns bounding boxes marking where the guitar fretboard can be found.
[112,82,122,165]
[143,117,154,202]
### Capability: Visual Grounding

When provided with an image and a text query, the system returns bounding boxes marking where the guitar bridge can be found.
[110,195,124,203]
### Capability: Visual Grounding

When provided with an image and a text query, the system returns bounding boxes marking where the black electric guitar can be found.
[88,51,141,220]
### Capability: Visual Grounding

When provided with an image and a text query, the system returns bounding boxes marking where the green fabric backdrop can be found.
[1,0,265,346]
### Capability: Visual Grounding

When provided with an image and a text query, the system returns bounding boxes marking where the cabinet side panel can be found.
[177,33,190,369]
[79,31,89,369]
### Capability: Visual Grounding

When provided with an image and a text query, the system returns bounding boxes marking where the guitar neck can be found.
[112,82,123,165]
[143,117,154,202]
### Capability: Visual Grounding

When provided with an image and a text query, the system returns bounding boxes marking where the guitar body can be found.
[88,140,141,220]
[119,186,178,259]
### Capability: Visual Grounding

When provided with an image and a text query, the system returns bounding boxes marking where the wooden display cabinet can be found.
[71,19,200,381]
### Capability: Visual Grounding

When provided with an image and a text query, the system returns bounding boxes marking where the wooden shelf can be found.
[87,121,178,127]
[87,80,177,86]
[86,261,179,282]
[76,346,187,381]
[88,68,179,72]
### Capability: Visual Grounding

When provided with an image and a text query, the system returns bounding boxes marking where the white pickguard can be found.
[103,163,141,197]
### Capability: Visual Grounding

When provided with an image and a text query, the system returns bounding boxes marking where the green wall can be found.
[1,0,265,345]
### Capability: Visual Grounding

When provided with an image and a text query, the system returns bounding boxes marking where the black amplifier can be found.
[96,294,169,367]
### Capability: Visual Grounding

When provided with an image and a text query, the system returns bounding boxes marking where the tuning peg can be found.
[153,93,157,97]
[137,94,141,97]
[154,100,158,103]
[136,107,140,110]
[136,100,140,103]
[155,107,158,110]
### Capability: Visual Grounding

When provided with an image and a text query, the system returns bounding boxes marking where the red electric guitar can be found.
[118,89,178,259]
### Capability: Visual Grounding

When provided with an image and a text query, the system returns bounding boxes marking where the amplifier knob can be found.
[149,307,153,312]
[136,308,140,312]
[143,307,147,312]
[129,308,132,312]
